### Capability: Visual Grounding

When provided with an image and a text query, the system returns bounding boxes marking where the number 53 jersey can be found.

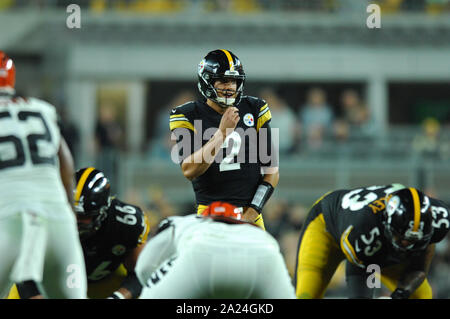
[318,184,450,268]
[170,96,275,207]
[0,96,67,214]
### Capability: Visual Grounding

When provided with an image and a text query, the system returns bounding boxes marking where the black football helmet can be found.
[74,167,111,240]
[197,49,246,108]
[382,188,434,254]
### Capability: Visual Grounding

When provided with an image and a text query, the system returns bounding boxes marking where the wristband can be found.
[391,288,411,299]
[249,181,274,214]
[108,291,125,299]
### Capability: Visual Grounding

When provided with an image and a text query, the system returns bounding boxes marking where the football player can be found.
[170,49,279,230]
[0,51,87,298]
[8,167,150,299]
[294,184,450,299]
[135,201,295,298]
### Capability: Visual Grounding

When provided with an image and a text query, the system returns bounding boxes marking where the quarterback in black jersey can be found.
[294,184,450,299]
[8,167,150,299]
[170,49,279,229]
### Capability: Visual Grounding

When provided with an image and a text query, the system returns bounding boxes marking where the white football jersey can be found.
[0,95,68,213]
[136,214,296,298]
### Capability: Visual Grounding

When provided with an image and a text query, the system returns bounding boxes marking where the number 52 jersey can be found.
[0,96,67,214]
[318,184,450,268]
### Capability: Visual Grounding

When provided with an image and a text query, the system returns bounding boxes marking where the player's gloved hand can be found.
[219,107,239,137]
[390,288,410,299]
[107,291,126,299]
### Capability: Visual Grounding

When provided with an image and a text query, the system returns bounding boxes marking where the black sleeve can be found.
[258,122,279,169]
[171,127,196,164]
[345,261,375,299]
[16,281,41,299]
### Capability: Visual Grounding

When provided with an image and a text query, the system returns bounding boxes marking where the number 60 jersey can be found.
[0,96,68,215]
[319,184,450,267]
[170,96,276,208]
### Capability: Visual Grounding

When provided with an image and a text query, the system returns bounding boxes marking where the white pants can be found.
[138,241,296,299]
[0,203,87,299]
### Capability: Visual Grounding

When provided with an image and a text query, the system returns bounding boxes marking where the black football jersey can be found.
[169,96,274,207]
[317,184,450,268]
[82,198,150,282]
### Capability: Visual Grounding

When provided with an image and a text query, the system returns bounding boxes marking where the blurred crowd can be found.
[145,86,450,163]
[1,0,449,14]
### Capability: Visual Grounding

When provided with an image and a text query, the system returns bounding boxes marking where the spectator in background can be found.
[147,90,196,160]
[298,87,334,150]
[95,102,123,189]
[259,88,299,156]
[337,89,373,141]
[411,117,445,160]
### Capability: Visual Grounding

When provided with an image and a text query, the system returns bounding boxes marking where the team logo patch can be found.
[112,244,126,256]
[243,113,254,127]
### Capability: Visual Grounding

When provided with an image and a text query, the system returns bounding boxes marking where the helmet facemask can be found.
[75,197,110,241]
[199,72,245,108]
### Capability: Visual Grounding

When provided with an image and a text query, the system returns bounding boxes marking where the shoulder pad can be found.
[242,96,270,130]
[241,95,267,110]
[169,101,196,132]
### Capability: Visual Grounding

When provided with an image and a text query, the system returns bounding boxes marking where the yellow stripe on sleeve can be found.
[169,120,196,132]
[138,214,151,245]
[340,226,364,268]
[170,114,186,118]
[257,108,272,131]
[259,103,268,112]
[74,167,95,202]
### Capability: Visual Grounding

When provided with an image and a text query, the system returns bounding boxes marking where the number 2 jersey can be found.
[315,184,450,268]
[169,96,275,207]
[0,94,67,215]
[82,198,150,282]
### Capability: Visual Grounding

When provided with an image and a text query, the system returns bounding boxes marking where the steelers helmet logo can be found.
[243,113,254,127]
[198,59,205,75]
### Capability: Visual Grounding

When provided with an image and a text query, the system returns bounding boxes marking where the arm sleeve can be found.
[345,261,374,299]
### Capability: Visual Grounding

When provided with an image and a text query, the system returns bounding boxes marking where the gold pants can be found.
[295,213,432,299]
[7,264,128,299]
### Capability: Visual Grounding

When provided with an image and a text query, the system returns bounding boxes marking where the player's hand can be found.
[243,207,259,223]
[219,107,239,137]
